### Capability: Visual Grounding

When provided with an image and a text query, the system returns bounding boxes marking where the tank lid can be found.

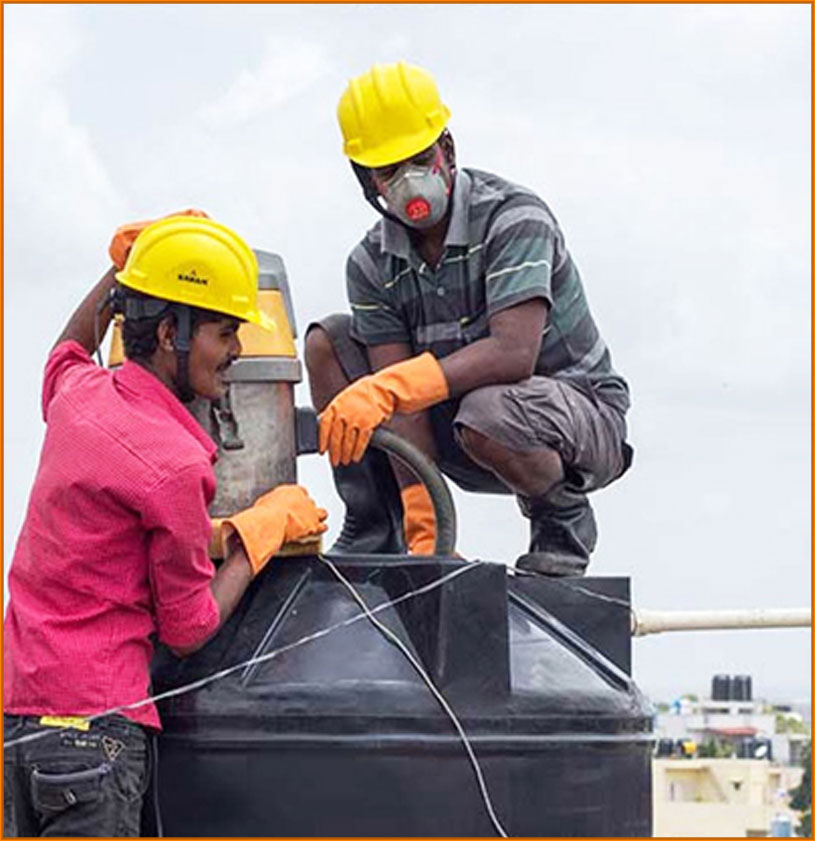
[152,559,653,734]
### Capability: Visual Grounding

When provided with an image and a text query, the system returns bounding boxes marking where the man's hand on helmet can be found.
[108,208,209,270]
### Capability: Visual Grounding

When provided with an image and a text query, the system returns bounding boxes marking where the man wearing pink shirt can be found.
[3,214,327,837]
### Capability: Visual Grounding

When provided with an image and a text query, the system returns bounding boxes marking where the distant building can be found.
[655,674,809,766]
[652,675,809,837]
[653,758,803,837]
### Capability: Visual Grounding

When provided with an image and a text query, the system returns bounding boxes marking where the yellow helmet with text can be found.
[115,215,276,333]
[337,61,451,168]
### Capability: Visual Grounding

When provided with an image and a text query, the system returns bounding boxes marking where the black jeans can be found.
[3,714,149,837]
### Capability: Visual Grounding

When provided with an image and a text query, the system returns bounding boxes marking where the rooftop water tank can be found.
[712,673,732,701]
[732,674,753,702]
[147,559,653,837]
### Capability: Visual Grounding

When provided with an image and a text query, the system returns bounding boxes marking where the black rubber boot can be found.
[329,448,406,555]
[515,487,597,577]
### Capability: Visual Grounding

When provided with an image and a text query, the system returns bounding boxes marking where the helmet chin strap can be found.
[172,304,196,404]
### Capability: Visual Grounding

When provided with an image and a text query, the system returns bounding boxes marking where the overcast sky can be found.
[3,3,811,703]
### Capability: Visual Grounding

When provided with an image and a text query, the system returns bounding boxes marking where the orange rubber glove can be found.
[219,485,328,575]
[401,484,437,555]
[108,208,209,270]
[319,352,449,467]
[252,484,329,542]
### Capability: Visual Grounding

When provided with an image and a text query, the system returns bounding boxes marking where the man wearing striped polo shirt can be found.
[305,61,632,575]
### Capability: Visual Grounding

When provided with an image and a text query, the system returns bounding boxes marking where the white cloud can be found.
[4,7,124,275]
[3,6,78,112]
[198,36,331,127]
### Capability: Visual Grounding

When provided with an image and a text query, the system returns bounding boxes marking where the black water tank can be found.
[712,673,732,701]
[148,558,653,837]
[732,674,753,701]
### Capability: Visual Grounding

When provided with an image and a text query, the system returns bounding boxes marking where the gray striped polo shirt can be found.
[347,168,629,413]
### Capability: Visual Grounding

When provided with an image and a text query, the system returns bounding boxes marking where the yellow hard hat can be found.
[115,216,276,333]
[337,61,451,168]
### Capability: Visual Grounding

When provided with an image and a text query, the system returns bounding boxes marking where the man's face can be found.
[187,316,242,399]
[368,141,455,229]
[370,140,453,195]
[370,142,447,190]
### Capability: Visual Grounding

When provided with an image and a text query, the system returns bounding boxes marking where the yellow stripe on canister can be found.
[237,290,295,357]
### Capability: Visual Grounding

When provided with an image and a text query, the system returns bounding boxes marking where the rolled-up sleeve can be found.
[141,463,220,649]
[41,340,95,421]
[484,200,558,317]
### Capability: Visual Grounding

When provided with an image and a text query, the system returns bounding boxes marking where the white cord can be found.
[3,563,480,750]
[320,555,509,838]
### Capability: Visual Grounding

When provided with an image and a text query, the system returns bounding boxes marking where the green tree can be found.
[776,713,811,735]
[698,738,733,759]
[789,741,811,837]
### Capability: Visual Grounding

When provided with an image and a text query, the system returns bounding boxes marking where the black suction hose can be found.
[369,427,457,556]
[295,408,457,555]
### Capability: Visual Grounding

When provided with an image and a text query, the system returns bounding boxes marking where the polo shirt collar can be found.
[443,168,472,247]
[381,169,473,258]
[381,214,411,259]
[115,360,218,462]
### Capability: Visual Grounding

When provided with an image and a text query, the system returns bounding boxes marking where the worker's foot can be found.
[517,490,595,577]
[515,550,587,577]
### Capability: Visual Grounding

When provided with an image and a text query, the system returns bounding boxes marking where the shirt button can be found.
[437,287,446,296]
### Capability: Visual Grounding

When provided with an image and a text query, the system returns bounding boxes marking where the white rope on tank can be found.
[3,562,480,751]
[320,554,509,838]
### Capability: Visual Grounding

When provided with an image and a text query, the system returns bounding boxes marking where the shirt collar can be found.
[443,168,472,247]
[380,169,473,258]
[114,360,218,462]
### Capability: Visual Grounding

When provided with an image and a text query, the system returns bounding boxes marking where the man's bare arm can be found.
[439,298,548,397]
[54,266,118,353]
[171,543,253,657]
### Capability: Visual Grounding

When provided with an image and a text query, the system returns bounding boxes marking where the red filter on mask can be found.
[405,197,432,221]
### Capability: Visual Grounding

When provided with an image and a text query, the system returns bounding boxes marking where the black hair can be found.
[120,288,225,362]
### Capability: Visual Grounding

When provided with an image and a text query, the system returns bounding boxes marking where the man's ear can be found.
[440,130,456,170]
[156,316,177,352]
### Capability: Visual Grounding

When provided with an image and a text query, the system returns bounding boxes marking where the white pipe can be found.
[631,607,811,637]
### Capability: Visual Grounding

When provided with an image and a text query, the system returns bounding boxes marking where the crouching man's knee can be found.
[457,422,564,498]
[304,326,335,379]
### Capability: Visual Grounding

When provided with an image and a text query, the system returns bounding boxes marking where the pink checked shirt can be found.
[4,341,220,729]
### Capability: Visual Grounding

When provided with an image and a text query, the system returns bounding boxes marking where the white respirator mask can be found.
[378,150,452,229]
